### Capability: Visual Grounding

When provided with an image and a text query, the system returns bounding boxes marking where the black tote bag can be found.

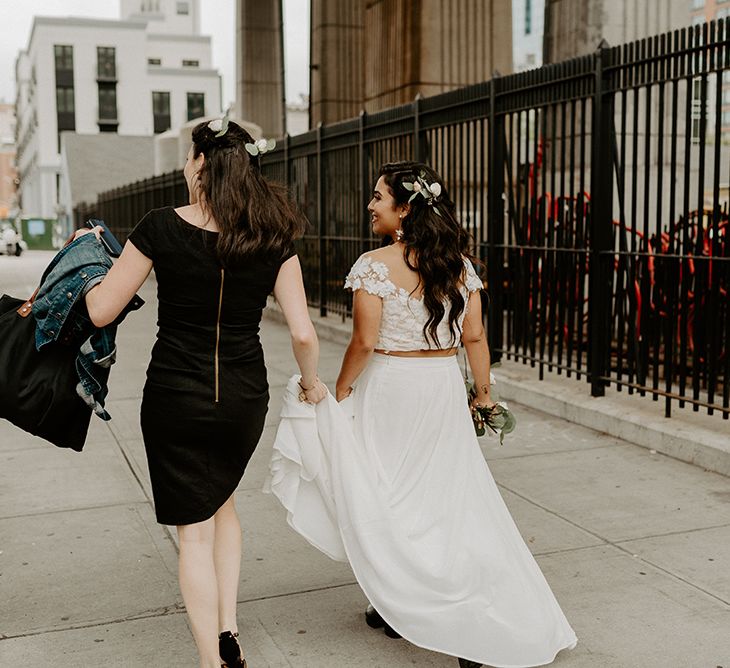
[0,294,92,451]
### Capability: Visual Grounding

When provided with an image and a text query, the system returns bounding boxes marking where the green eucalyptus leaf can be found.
[402,182,414,191]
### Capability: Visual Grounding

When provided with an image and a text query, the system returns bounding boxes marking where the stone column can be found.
[365,0,512,112]
[237,0,285,137]
[309,0,366,127]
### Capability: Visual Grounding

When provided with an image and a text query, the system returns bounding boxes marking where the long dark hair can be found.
[379,161,478,348]
[190,120,307,265]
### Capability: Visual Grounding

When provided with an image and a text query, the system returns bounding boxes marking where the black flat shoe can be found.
[219,631,246,667]
[364,604,401,639]
[458,659,483,668]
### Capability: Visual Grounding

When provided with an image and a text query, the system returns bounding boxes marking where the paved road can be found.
[1,251,728,667]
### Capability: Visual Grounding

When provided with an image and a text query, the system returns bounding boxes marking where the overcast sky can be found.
[0,0,310,108]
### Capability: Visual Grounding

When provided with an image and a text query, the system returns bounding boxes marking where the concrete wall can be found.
[120,0,201,35]
[543,0,690,63]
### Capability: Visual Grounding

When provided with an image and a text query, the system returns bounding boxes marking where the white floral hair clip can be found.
[245,137,276,157]
[402,172,443,216]
[207,106,231,137]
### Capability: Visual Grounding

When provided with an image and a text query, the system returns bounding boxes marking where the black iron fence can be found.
[78,21,729,419]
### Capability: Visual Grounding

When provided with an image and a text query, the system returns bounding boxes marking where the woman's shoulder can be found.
[345,249,397,296]
[461,255,484,291]
[349,248,393,276]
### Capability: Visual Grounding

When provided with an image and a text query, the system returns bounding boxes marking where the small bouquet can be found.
[466,381,517,445]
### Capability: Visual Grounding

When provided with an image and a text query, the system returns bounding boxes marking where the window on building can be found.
[152,91,171,134]
[97,46,116,80]
[56,86,75,114]
[525,0,532,35]
[54,45,73,71]
[722,110,730,125]
[691,0,704,8]
[692,15,705,26]
[718,8,730,19]
[182,59,199,67]
[187,92,205,121]
[177,2,190,15]
[98,83,118,132]
[148,58,161,66]
[723,88,730,105]
[56,85,75,150]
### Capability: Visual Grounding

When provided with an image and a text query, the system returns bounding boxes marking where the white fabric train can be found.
[264,354,577,667]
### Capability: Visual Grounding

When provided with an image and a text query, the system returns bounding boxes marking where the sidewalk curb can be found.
[264,299,729,477]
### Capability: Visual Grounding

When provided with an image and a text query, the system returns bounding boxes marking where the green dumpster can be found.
[20,218,56,250]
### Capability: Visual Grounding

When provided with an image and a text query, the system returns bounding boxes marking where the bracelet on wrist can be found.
[298,376,319,392]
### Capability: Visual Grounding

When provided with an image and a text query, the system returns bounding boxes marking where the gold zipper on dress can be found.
[214,268,225,403]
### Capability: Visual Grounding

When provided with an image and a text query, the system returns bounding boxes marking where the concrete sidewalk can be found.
[1,252,729,667]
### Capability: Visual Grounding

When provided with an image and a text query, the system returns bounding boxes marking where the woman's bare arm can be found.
[461,290,494,407]
[335,290,382,401]
[84,238,153,328]
[273,255,326,403]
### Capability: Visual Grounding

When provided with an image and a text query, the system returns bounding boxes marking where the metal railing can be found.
[77,21,729,419]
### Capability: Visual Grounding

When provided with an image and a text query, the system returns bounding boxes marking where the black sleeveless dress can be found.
[128,207,293,525]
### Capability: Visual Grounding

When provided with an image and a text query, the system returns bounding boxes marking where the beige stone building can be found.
[310,0,513,127]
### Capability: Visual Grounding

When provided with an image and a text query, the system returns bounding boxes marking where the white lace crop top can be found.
[344,254,483,351]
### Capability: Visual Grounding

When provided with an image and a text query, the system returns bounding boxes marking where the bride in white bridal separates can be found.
[265,162,577,667]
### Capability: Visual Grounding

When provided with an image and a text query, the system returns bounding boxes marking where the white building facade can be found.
[513,0,545,72]
[15,0,221,219]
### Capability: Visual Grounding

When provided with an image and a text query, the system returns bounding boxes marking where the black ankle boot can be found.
[219,631,246,667]
[364,604,401,639]
[458,659,483,668]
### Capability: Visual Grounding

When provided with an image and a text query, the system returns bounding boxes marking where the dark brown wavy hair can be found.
[379,161,479,348]
[190,120,307,266]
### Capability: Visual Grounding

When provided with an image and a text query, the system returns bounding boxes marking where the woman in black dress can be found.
[76,118,327,668]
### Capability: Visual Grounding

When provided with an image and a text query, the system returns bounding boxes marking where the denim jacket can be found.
[31,233,144,419]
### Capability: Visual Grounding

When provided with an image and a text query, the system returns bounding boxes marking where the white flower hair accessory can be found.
[402,172,443,216]
[207,105,232,137]
[245,137,276,157]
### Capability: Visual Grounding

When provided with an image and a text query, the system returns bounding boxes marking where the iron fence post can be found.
[359,110,370,256]
[316,122,327,317]
[413,94,425,163]
[283,132,290,186]
[487,76,505,363]
[588,41,614,397]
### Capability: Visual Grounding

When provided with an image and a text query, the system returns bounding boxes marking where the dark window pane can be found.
[152,91,170,115]
[187,92,205,121]
[54,45,73,71]
[182,59,199,67]
[56,86,75,113]
[152,91,171,133]
[97,46,116,79]
[98,84,117,120]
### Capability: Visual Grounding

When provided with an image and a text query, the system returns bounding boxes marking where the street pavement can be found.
[1,251,729,668]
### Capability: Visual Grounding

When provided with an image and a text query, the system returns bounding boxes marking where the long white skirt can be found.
[265,354,577,667]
